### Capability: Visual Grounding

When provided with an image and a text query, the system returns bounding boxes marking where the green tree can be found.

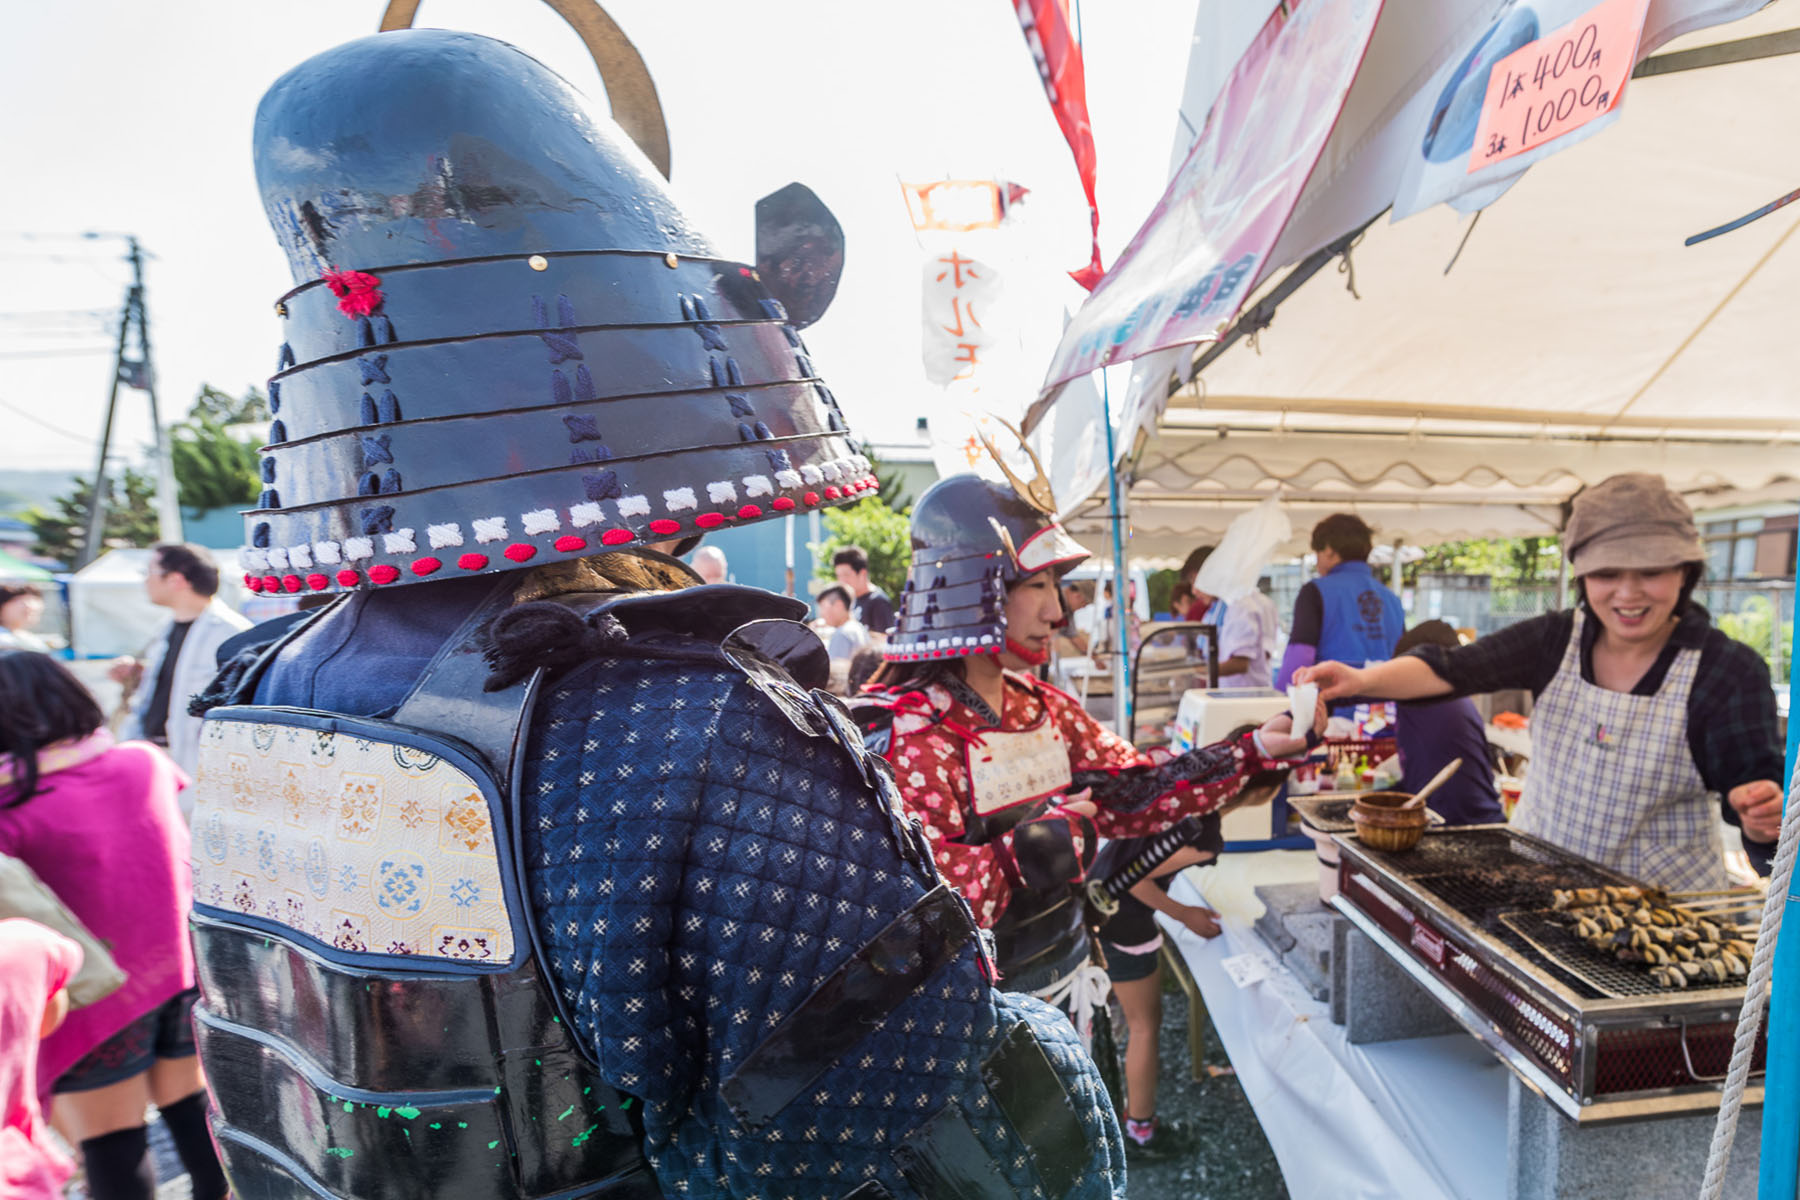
[25,467,160,566]
[187,383,270,427]
[812,499,912,598]
[1410,536,1561,585]
[170,384,269,514]
[1716,595,1792,682]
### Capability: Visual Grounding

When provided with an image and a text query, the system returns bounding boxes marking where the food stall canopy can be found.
[1074,421,1800,560]
[1183,8,1800,438]
[1040,1,1800,554]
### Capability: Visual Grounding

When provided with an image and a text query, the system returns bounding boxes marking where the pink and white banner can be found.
[1039,0,1383,391]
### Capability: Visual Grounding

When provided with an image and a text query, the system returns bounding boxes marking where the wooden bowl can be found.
[1351,791,1427,852]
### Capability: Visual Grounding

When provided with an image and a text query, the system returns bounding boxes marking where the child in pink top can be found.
[0,651,226,1200]
[0,918,83,1200]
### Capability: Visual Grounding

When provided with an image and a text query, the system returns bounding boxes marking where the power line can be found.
[0,347,114,359]
[0,397,94,443]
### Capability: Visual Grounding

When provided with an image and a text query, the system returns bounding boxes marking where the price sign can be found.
[1467,0,1649,173]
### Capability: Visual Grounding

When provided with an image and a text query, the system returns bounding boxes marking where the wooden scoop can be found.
[1398,758,1464,811]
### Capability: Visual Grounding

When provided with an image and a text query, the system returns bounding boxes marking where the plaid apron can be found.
[1512,610,1726,891]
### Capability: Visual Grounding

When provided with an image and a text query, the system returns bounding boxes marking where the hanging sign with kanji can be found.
[905,180,1020,389]
[920,247,1004,387]
[1467,0,1649,172]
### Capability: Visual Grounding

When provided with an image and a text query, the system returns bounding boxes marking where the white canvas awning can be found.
[1047,2,1800,559]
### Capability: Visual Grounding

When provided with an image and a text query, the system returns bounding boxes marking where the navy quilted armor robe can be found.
[524,654,1125,1197]
[249,579,1126,1199]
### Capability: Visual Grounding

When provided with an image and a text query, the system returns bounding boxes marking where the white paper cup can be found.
[1288,682,1318,734]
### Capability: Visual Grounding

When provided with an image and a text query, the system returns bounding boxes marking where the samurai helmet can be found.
[885,432,1089,663]
[239,29,873,595]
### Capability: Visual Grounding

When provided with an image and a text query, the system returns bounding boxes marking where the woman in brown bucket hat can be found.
[1298,473,1783,890]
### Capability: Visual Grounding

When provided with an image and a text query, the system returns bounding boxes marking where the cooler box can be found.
[1173,687,1289,844]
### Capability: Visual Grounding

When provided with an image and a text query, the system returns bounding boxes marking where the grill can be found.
[1333,825,1763,1122]
[1497,911,1671,1000]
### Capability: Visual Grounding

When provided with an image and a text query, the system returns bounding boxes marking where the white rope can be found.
[1699,766,1800,1200]
[1032,960,1113,1051]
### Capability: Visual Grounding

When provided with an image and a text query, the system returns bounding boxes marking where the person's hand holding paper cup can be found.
[1288,680,1318,732]
[1256,688,1328,758]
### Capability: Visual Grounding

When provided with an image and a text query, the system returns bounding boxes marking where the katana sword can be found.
[1085,816,1209,917]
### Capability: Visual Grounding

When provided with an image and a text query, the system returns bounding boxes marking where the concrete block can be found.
[1282,908,1336,1002]
[1331,918,1350,1025]
[1506,1076,1759,1200]
[1341,925,1462,1044]
[1252,882,1339,1002]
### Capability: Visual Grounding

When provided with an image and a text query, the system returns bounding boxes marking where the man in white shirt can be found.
[1213,585,1280,689]
[815,584,869,661]
[113,544,251,796]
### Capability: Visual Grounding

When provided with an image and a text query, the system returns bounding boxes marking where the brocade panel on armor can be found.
[190,717,512,963]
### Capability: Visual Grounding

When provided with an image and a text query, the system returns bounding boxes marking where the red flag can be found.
[1011,0,1105,290]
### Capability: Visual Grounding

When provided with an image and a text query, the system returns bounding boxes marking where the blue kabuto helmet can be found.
[240,29,873,595]
[885,433,1090,662]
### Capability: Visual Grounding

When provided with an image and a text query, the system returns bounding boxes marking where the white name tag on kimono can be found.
[966,719,1073,815]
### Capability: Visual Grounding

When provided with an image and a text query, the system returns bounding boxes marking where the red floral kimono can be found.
[874,671,1286,928]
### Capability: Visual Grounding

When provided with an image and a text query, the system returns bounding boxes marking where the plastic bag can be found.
[1193,495,1292,602]
[0,853,126,1009]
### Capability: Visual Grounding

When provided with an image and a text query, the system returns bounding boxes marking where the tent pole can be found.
[1391,537,1403,606]
[1556,553,1570,610]
[1099,369,1132,738]
[1757,513,1800,1199]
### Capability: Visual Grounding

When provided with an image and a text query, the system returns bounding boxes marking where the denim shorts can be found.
[53,988,200,1093]
[1102,939,1161,985]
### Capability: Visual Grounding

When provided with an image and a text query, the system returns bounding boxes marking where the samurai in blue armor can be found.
[184,27,1126,1200]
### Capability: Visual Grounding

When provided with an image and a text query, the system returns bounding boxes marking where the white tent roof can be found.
[1063,4,1800,560]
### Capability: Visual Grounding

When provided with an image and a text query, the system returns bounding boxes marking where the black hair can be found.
[846,647,885,695]
[1178,545,1215,583]
[831,545,870,574]
[0,584,43,607]
[1310,514,1375,562]
[867,657,966,693]
[1576,562,1705,616]
[0,651,105,806]
[1394,619,1462,656]
[817,584,852,610]
[154,542,221,597]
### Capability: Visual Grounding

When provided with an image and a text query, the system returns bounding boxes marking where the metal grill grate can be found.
[1337,866,1577,1084]
[1340,827,1761,1113]
[1360,828,1631,927]
[1498,911,1672,999]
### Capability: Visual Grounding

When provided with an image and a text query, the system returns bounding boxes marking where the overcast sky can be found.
[0,0,1199,476]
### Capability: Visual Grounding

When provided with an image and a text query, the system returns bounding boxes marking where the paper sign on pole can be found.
[920,248,1004,388]
[1466,0,1649,173]
[905,179,1064,481]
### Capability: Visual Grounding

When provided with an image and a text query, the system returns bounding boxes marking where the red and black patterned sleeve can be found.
[1039,681,1285,838]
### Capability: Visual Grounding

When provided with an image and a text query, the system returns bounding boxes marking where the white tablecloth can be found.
[1162,853,1511,1200]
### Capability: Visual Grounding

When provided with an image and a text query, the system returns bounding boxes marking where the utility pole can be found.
[78,236,180,568]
